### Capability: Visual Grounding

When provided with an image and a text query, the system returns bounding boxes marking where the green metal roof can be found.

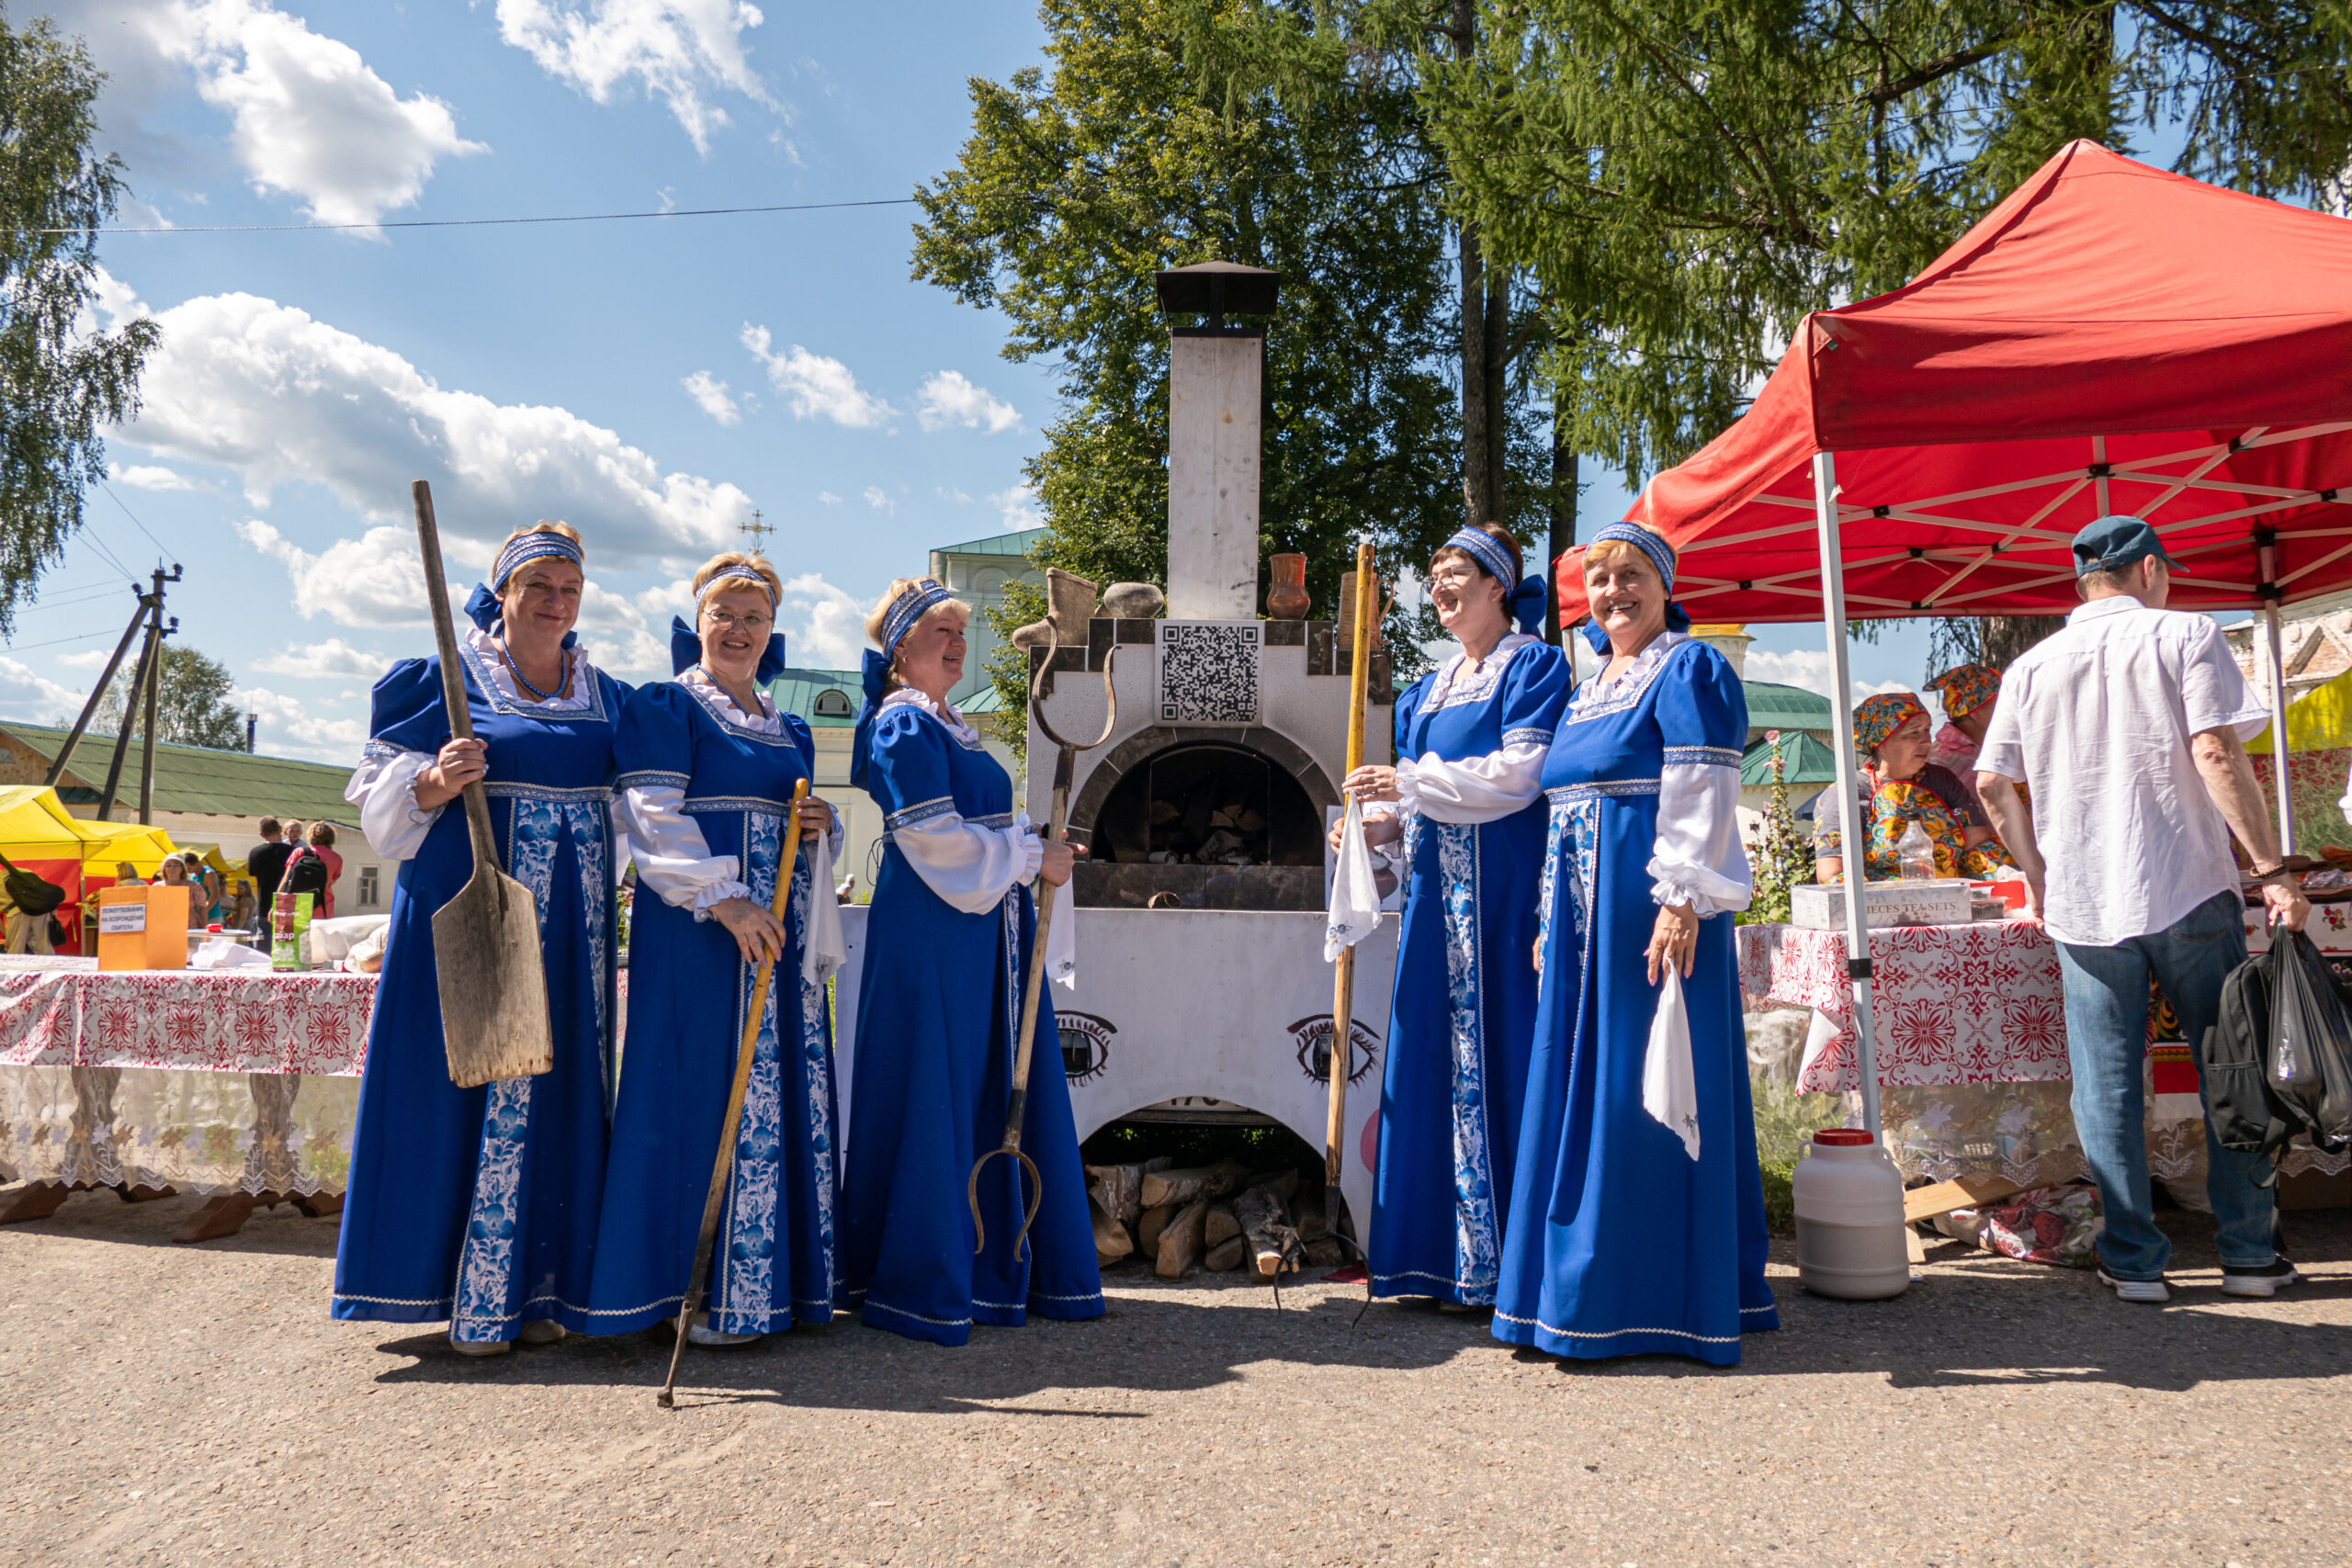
[1741,729,1841,787]
[1743,680,1834,732]
[765,667,862,728]
[1,721,357,822]
[931,527,1046,558]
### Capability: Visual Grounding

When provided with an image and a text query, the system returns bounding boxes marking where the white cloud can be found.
[236,521,440,627]
[990,483,1041,531]
[160,0,486,228]
[936,485,972,504]
[0,656,89,727]
[815,491,842,505]
[572,577,670,677]
[252,637,389,678]
[113,463,210,492]
[681,369,739,425]
[1742,648,1834,696]
[497,0,773,153]
[238,685,367,762]
[914,370,1021,435]
[862,486,893,513]
[776,572,866,671]
[740,325,891,428]
[123,288,752,563]
[634,576,695,625]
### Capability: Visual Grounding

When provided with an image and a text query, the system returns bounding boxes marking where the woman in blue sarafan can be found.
[1493,522,1778,1365]
[586,552,846,1348]
[836,577,1101,1346]
[1342,523,1570,1307]
[334,522,625,1357]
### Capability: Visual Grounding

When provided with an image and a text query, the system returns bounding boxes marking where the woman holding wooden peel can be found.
[835,577,1102,1346]
[1338,522,1570,1310]
[335,519,626,1357]
[587,552,844,1348]
[1493,522,1776,1365]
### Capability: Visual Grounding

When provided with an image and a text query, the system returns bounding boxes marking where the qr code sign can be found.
[1157,620,1261,724]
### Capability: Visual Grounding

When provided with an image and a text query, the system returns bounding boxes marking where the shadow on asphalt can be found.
[0,1184,341,1258]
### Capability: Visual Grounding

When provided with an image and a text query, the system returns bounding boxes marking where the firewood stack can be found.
[1085,1157,1351,1280]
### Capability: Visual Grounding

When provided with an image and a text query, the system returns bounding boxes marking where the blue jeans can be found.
[2052,889,2277,1280]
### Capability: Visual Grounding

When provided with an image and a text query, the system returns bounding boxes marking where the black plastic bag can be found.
[2267,927,2352,1151]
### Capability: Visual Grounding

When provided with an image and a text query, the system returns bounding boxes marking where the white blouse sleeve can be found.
[1394,741,1550,825]
[345,747,443,863]
[1647,760,1754,918]
[620,784,750,916]
[894,809,1046,916]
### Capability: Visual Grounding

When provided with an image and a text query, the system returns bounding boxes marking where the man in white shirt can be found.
[1977,514,2306,1305]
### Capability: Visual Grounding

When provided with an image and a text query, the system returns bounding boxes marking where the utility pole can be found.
[46,585,158,787]
[93,564,178,823]
[140,600,173,827]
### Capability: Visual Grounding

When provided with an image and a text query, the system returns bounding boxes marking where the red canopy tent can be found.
[1555,141,2352,1132]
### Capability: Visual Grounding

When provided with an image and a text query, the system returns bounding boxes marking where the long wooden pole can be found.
[1324,540,1377,1247]
[46,590,153,788]
[660,776,808,1408]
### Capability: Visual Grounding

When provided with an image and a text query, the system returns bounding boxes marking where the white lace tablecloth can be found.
[1740,916,2351,1186]
[0,957,376,1197]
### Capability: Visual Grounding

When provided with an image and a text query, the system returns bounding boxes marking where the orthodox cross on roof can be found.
[740,509,775,547]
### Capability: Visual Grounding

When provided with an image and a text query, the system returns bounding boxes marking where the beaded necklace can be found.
[500,641,567,704]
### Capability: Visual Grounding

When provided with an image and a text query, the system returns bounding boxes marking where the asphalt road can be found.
[5,1185,2348,1567]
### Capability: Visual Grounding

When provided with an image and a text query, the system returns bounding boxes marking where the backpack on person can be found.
[280,845,332,901]
[2200,926,2352,1181]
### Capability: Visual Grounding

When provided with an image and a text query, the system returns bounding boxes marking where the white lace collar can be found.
[1568,628,1690,717]
[463,626,596,713]
[1424,631,1537,713]
[679,665,781,734]
[880,685,980,748]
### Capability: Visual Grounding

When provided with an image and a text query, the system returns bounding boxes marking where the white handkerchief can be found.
[1643,965,1702,1160]
[800,827,848,987]
[1796,1006,1841,1087]
[1324,796,1383,963]
[1045,872,1077,989]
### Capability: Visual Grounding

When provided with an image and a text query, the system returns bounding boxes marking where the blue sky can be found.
[12,0,1928,763]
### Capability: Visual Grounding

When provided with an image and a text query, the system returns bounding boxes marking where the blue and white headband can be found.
[1442,526,1518,587]
[695,563,776,607]
[1441,527,1547,635]
[1587,522,1675,592]
[1578,522,1689,654]
[878,578,953,657]
[491,528,583,592]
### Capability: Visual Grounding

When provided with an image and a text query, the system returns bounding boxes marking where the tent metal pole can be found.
[1812,450,1883,1139]
[2260,601,2294,858]
[2256,530,2293,858]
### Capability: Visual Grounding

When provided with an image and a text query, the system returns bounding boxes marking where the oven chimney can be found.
[1155,262,1281,620]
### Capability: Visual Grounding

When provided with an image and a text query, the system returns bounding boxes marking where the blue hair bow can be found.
[463,581,578,649]
[1506,573,1547,635]
[670,615,786,683]
[850,648,893,790]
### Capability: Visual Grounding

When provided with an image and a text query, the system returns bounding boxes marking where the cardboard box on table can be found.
[96,884,188,970]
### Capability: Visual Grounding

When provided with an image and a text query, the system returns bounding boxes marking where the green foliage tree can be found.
[1428,0,2352,483]
[914,0,1537,694]
[90,644,246,750]
[0,15,160,635]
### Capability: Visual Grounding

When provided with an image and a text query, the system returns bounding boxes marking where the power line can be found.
[64,195,922,237]
[97,480,175,562]
[2,626,121,654]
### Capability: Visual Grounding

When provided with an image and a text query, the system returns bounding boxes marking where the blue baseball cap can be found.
[2072,514,2183,579]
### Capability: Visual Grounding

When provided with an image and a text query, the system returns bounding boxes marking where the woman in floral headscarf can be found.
[1815,691,2013,882]
[1927,661,2030,821]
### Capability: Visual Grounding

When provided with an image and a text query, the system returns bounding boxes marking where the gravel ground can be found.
[5,1183,2349,1568]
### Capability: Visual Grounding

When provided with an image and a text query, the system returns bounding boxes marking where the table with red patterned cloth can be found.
[1736,919,2069,1096]
[0,957,379,1200]
[1738,917,2350,1191]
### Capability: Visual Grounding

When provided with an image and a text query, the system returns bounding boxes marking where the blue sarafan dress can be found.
[838,689,1102,1346]
[1494,631,1778,1365]
[1369,632,1571,1305]
[586,669,840,1337]
[334,630,623,1342]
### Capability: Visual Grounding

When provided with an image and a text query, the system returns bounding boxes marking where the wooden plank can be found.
[1902,1173,2036,1224]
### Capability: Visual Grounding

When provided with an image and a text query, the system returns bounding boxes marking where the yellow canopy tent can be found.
[0,786,180,954]
[2245,668,2352,854]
